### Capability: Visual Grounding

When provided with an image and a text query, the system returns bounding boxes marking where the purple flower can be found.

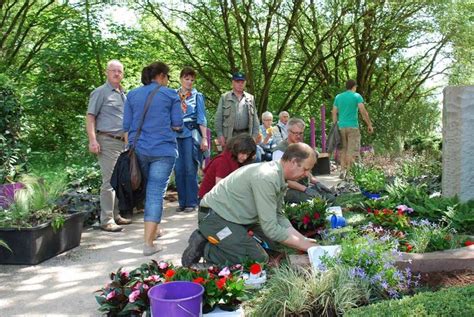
[381,281,389,289]
[396,205,413,214]
[106,290,116,300]
[129,290,140,303]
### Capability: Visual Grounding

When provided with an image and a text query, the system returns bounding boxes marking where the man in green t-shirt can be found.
[332,79,373,179]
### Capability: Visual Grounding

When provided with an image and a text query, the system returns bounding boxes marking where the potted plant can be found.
[284,198,328,237]
[0,175,86,265]
[352,165,386,198]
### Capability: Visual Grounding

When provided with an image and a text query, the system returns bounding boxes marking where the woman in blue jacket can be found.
[123,61,183,256]
[174,67,208,213]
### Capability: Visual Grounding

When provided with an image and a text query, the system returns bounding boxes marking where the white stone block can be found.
[204,306,244,316]
[442,86,474,202]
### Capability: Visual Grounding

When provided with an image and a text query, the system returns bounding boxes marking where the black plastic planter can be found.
[0,212,86,265]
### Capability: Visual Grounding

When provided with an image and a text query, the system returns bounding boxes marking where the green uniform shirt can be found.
[333,90,364,128]
[201,160,291,242]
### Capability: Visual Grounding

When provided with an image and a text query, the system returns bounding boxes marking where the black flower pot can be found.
[0,212,86,265]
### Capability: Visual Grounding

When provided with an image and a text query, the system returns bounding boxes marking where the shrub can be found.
[0,74,28,183]
[0,175,66,228]
[284,198,327,234]
[346,285,474,317]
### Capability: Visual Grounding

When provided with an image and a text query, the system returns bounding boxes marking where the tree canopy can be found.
[1,0,473,178]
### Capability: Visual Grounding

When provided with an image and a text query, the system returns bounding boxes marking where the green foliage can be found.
[406,221,459,253]
[0,175,66,228]
[351,164,386,193]
[346,285,474,317]
[246,265,371,317]
[0,74,28,182]
[0,239,12,253]
[65,163,102,195]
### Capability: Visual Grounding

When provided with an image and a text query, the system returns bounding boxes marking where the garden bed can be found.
[419,269,474,289]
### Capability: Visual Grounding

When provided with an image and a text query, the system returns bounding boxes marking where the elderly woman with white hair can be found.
[255,111,277,162]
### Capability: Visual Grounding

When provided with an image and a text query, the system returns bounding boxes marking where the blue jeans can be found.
[137,153,176,223]
[175,137,199,208]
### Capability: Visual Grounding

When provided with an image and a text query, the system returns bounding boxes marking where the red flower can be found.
[405,243,413,252]
[374,210,380,216]
[397,210,404,216]
[193,277,205,284]
[216,277,227,289]
[302,215,311,225]
[249,263,262,275]
[465,240,474,247]
[313,212,320,220]
[367,208,372,213]
[164,269,175,280]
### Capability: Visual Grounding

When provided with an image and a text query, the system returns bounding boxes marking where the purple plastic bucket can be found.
[149,281,204,317]
[331,215,346,229]
[0,183,24,209]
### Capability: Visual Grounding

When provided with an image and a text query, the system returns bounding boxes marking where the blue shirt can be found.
[175,88,207,139]
[123,82,183,157]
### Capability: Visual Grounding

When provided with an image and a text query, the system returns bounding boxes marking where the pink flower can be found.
[121,271,129,278]
[158,261,169,270]
[145,275,161,283]
[143,284,149,290]
[128,290,140,303]
[218,267,231,277]
[106,290,116,301]
[133,282,143,290]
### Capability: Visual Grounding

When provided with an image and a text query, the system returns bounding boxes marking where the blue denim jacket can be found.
[123,82,183,157]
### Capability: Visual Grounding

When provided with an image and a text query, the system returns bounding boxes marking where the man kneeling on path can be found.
[181,143,319,267]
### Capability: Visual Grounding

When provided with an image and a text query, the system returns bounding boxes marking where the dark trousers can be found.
[198,208,270,266]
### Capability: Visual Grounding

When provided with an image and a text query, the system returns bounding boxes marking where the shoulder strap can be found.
[132,85,161,149]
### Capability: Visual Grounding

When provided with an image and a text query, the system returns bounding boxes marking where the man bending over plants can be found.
[182,143,319,267]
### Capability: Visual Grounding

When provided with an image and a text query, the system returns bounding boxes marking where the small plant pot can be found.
[218,303,240,312]
[330,215,346,229]
[361,189,382,199]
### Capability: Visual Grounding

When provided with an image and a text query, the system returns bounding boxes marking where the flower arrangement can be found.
[284,198,327,236]
[95,260,254,315]
[367,205,412,231]
[320,233,420,299]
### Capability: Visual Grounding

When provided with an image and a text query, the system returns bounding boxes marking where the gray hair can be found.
[106,59,124,70]
[279,111,289,118]
[287,117,305,130]
[262,111,273,120]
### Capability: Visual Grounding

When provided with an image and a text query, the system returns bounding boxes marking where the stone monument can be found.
[442,86,474,202]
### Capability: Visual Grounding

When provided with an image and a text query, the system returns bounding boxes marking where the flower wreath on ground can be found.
[95,260,264,315]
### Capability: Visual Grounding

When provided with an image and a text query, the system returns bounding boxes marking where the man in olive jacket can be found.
[182,143,319,266]
[214,72,259,148]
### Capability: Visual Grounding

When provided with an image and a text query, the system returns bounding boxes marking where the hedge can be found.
[346,284,474,317]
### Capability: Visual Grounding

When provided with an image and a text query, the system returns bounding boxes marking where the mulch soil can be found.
[418,270,474,289]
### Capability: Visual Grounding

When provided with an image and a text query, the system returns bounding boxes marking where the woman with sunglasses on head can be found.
[174,67,209,214]
[123,61,182,256]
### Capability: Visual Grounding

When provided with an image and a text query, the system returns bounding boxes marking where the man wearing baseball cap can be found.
[214,71,259,148]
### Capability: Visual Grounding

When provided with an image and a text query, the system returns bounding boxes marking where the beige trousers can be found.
[97,134,123,225]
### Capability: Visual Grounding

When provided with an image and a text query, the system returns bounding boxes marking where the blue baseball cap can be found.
[232,72,246,81]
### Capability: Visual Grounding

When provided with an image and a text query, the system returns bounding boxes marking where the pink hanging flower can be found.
[218,267,231,277]
[129,290,141,303]
[145,275,161,283]
[106,290,116,301]
[158,261,169,270]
